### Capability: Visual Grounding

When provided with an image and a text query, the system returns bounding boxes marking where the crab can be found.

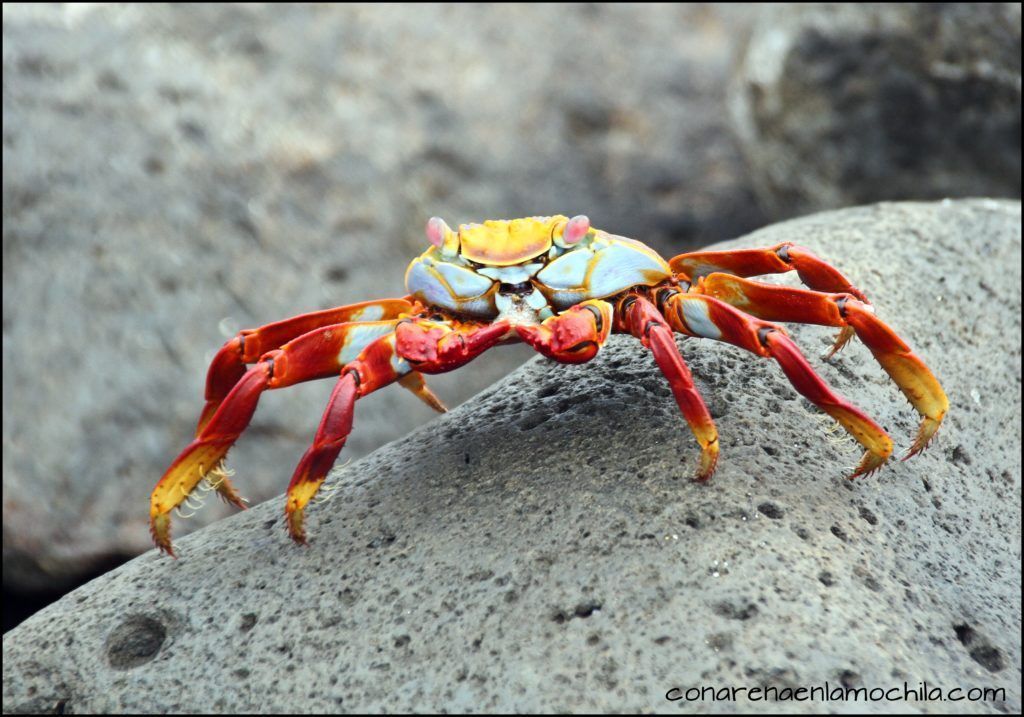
[150,215,948,554]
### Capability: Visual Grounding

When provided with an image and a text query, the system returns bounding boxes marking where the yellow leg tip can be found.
[286,507,308,546]
[904,415,943,460]
[695,439,720,482]
[285,477,325,545]
[149,513,175,557]
[849,449,889,479]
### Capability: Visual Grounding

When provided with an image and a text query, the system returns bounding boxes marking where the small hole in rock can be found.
[105,615,167,669]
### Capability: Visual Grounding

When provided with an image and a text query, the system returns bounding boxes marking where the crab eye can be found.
[426,217,451,248]
[562,215,590,245]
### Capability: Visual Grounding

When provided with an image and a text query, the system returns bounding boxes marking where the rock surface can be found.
[730,4,1022,217]
[2,4,763,589]
[3,200,1020,713]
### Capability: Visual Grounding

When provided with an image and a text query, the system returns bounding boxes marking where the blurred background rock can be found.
[2,3,1020,629]
[731,3,1021,216]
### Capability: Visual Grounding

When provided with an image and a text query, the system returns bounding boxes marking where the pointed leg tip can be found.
[822,326,856,361]
[901,443,930,462]
[150,513,176,557]
[286,506,309,546]
[693,442,720,482]
[848,450,890,479]
[215,483,249,511]
[217,494,249,510]
[903,416,943,461]
[285,470,328,545]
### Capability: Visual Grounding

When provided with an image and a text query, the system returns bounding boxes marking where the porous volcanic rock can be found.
[3,200,1020,713]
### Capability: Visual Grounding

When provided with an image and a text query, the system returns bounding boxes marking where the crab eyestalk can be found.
[426,216,459,258]
[554,214,591,248]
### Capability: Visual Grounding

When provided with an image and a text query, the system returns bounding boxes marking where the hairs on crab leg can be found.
[202,461,241,497]
[695,274,948,457]
[150,317,436,555]
[615,295,720,480]
[197,298,423,435]
[312,459,353,502]
[656,290,894,478]
[284,317,513,545]
[670,242,871,357]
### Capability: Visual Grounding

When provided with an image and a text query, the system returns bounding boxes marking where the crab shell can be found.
[404,215,672,319]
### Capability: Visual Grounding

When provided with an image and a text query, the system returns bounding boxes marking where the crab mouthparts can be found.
[498,281,534,296]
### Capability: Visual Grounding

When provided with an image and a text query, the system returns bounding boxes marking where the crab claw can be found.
[398,371,448,413]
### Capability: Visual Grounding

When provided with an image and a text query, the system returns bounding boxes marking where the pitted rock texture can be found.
[730,4,1022,217]
[2,4,763,589]
[3,200,1020,713]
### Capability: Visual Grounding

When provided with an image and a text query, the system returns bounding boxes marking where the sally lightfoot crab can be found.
[150,215,948,554]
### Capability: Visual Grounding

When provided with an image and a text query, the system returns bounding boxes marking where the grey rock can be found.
[2,4,762,589]
[730,4,1022,218]
[3,200,1020,713]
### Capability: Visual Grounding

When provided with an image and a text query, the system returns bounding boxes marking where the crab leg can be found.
[657,290,894,477]
[284,318,513,544]
[697,274,948,456]
[151,319,403,555]
[669,243,869,355]
[197,298,419,434]
[619,295,720,480]
[669,242,868,297]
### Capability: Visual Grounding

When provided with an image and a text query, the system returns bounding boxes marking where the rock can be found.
[2,5,763,590]
[3,200,1020,713]
[730,4,1022,218]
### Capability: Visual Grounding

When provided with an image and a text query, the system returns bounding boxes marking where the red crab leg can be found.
[514,299,613,363]
[657,290,894,478]
[284,318,513,544]
[618,295,720,480]
[150,319,403,555]
[669,243,868,356]
[697,274,948,457]
[197,298,420,434]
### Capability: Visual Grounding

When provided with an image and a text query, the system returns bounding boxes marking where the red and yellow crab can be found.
[150,215,948,554]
